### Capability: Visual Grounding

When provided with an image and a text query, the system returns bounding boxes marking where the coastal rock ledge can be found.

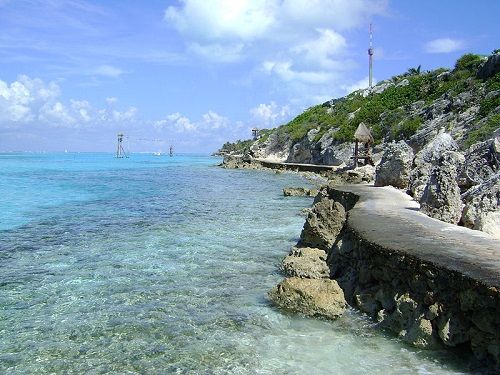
[269,277,346,319]
[270,183,500,372]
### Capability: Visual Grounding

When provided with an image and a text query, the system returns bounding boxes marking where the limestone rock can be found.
[375,141,414,189]
[286,128,320,164]
[408,133,460,200]
[414,132,459,166]
[318,133,353,166]
[268,277,346,319]
[342,165,375,184]
[281,247,329,279]
[460,137,500,189]
[250,132,291,161]
[461,174,500,238]
[420,162,463,224]
[437,313,470,347]
[405,318,437,348]
[299,197,346,250]
[477,53,500,80]
[283,187,318,197]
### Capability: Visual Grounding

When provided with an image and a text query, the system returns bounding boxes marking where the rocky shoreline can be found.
[221,155,500,372]
[269,183,500,373]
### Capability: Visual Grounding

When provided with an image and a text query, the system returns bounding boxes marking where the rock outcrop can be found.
[408,133,459,200]
[477,53,500,80]
[299,195,346,250]
[460,138,500,189]
[374,141,414,189]
[461,174,500,238]
[323,185,500,371]
[281,247,330,279]
[268,277,346,319]
[283,187,318,197]
[419,154,464,224]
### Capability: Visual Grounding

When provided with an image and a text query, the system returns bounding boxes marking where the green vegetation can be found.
[454,53,484,72]
[219,52,499,154]
[219,139,253,154]
[393,117,423,140]
[465,114,500,148]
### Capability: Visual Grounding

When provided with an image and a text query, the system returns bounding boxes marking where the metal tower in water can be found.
[368,23,374,90]
[116,133,127,158]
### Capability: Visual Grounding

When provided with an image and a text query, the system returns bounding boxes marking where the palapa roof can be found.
[354,122,374,143]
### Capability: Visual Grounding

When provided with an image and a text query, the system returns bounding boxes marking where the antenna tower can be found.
[368,23,374,89]
[116,133,127,158]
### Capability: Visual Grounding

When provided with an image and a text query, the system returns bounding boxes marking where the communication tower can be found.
[368,23,374,90]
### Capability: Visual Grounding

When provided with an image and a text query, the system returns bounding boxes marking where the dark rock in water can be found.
[299,196,346,250]
[477,54,500,80]
[420,156,463,224]
[268,277,346,319]
[375,141,414,189]
[461,174,500,238]
[283,187,318,197]
[281,247,329,279]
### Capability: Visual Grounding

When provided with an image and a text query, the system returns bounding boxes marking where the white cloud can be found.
[262,60,335,84]
[0,75,137,129]
[154,112,197,133]
[155,110,230,133]
[250,102,291,127]
[424,38,464,54]
[95,65,124,78]
[165,0,276,41]
[164,0,387,102]
[291,28,347,68]
[201,111,229,129]
[39,101,76,127]
[0,75,60,125]
[165,0,386,41]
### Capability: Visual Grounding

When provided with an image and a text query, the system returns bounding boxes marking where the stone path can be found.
[334,184,500,287]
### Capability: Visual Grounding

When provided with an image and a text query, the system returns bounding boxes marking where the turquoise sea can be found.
[0,153,471,374]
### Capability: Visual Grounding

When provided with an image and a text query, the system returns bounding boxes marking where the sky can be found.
[0,0,498,153]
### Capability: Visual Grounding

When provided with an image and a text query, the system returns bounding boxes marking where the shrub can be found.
[393,117,422,140]
[454,53,483,72]
[464,114,500,147]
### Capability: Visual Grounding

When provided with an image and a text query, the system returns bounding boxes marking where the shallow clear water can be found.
[0,153,471,374]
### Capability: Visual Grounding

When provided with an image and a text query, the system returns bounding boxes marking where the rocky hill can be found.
[219,52,500,238]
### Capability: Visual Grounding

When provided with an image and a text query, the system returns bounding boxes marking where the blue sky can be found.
[0,0,498,153]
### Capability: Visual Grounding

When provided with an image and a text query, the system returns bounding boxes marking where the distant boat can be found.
[153,151,162,156]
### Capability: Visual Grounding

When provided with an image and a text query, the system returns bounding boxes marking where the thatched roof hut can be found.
[354,122,374,144]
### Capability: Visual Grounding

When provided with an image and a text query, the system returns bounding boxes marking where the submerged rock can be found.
[268,277,346,319]
[281,247,329,279]
[375,141,414,189]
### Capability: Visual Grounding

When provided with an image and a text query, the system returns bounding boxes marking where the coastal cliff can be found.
[219,51,500,372]
[220,52,500,238]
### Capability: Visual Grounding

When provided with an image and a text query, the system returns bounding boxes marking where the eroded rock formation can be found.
[374,141,414,189]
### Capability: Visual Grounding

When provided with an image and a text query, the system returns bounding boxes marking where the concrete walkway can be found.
[254,158,338,173]
[334,184,500,287]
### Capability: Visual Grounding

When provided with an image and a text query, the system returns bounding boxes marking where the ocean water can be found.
[0,153,472,374]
